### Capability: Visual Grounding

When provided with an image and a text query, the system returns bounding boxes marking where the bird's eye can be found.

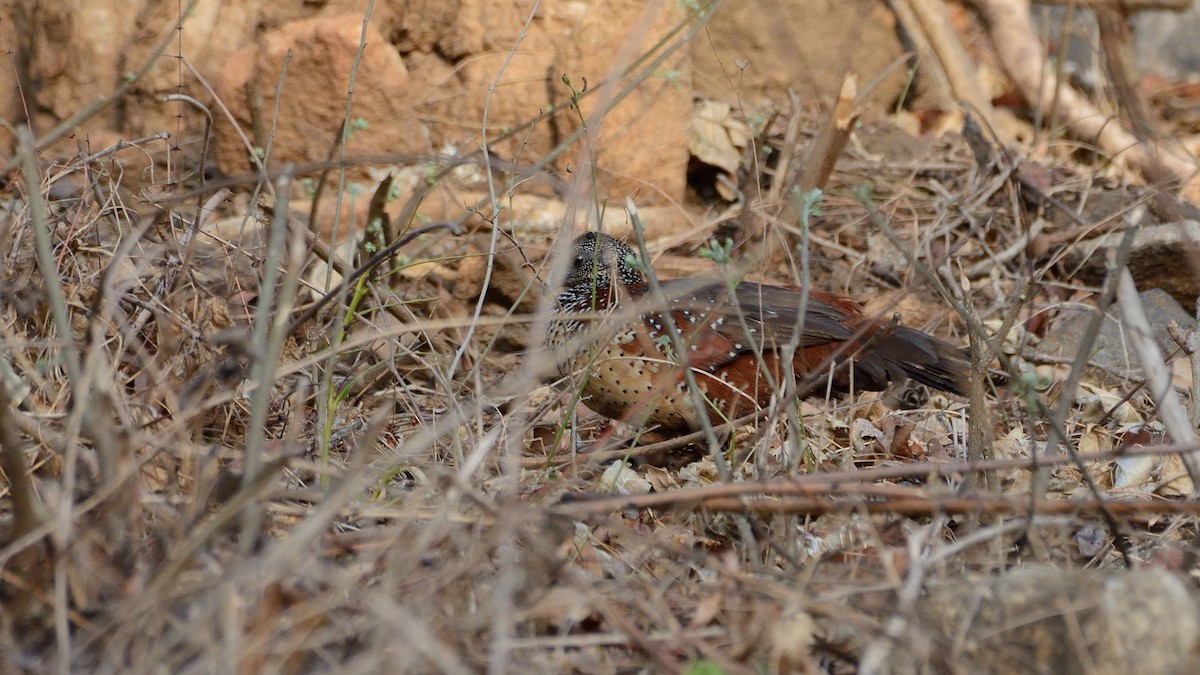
[574,255,586,265]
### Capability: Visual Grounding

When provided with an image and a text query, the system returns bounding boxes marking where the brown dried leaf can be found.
[689,100,749,176]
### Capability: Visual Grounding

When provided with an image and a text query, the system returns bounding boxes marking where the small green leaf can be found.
[698,237,734,264]
[683,660,725,675]
[653,334,676,361]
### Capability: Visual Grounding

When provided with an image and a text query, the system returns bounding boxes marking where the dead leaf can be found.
[599,461,652,495]
[1156,454,1194,497]
[1076,382,1142,426]
[1077,424,1112,455]
[642,465,679,492]
[769,607,818,670]
[851,417,884,455]
[524,586,594,626]
[689,592,724,628]
[1114,455,1155,491]
[690,100,751,199]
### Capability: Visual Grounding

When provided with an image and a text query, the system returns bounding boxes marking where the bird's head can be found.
[562,231,646,292]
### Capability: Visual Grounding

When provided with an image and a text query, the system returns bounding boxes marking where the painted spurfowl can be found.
[547,231,968,432]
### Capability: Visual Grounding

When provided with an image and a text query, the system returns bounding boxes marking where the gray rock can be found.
[895,567,1200,675]
[1040,288,1196,374]
[1065,220,1200,309]
[1034,2,1200,80]
[1136,5,1200,78]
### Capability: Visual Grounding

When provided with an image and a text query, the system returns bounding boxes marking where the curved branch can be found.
[969,0,1200,203]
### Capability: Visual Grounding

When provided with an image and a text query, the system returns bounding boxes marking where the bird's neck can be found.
[560,274,652,313]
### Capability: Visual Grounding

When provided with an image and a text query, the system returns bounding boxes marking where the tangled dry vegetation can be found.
[5,2,1200,674]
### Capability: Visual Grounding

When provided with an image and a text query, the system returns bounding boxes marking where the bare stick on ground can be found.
[969,0,1200,202]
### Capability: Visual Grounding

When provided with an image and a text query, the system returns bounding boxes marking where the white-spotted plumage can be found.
[548,231,969,433]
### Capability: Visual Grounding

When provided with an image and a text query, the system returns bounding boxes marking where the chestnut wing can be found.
[630,280,860,378]
[663,280,862,349]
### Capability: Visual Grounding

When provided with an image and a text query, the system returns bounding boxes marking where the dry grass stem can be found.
[5,1,1200,671]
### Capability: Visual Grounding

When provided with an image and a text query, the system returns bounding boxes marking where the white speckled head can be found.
[563,232,645,291]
